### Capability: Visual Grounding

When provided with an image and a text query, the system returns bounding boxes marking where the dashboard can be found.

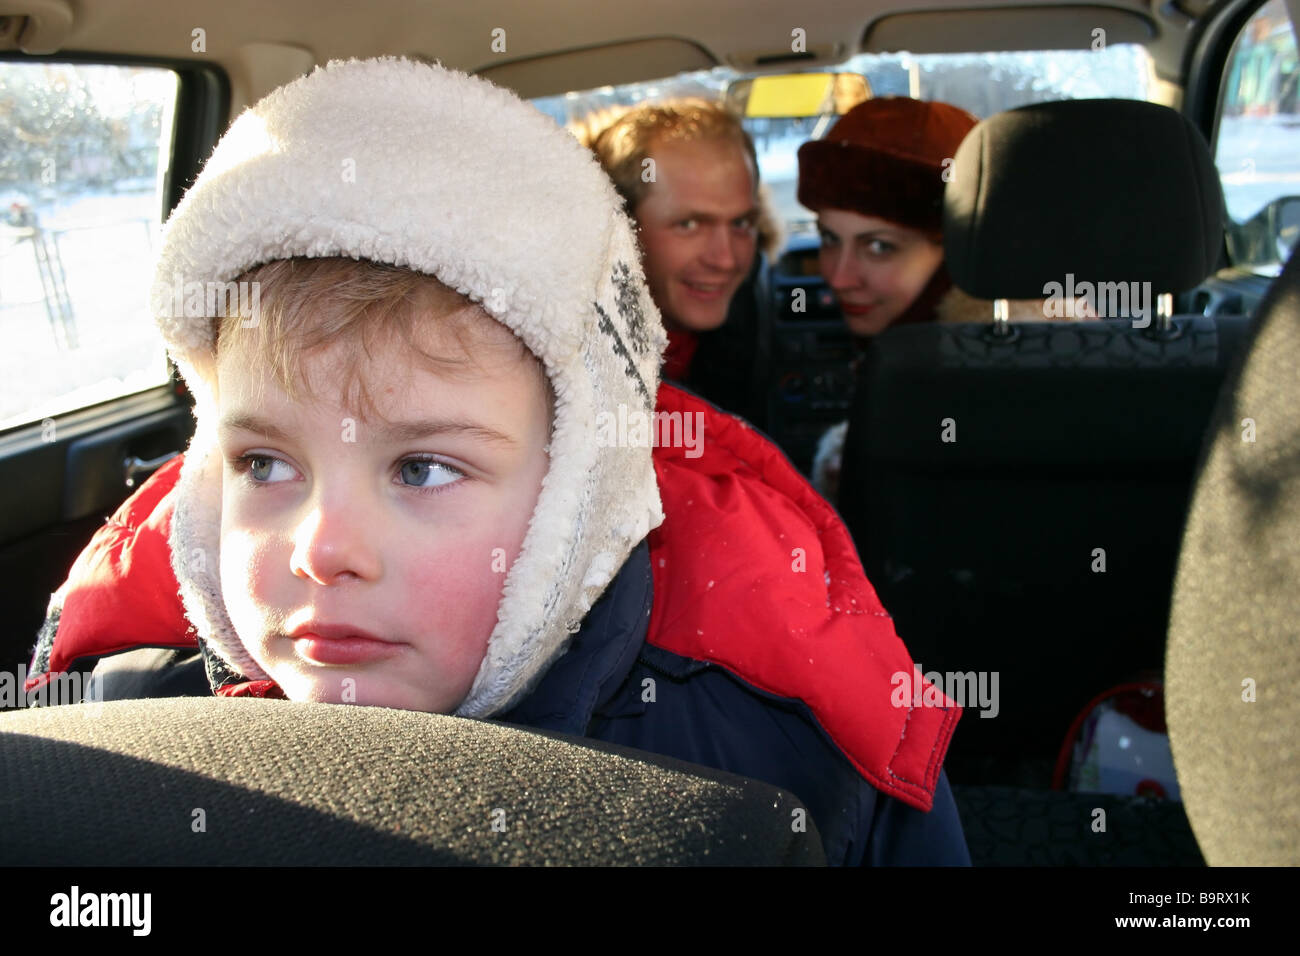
[762,235,857,473]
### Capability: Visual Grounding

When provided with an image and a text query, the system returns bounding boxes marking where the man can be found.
[587,101,774,421]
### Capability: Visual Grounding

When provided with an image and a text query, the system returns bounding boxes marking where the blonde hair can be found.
[213,257,551,424]
[583,99,780,258]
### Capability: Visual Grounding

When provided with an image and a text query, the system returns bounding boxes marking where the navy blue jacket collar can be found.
[498,540,653,735]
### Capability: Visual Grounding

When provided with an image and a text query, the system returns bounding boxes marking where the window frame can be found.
[0,52,228,542]
[1189,0,1296,255]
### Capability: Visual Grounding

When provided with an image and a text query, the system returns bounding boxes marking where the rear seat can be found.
[838,98,1244,780]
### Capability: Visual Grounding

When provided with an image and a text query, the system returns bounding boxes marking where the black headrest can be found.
[944,99,1224,299]
[0,698,825,865]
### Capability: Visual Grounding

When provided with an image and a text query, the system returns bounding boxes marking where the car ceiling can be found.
[10,0,1221,111]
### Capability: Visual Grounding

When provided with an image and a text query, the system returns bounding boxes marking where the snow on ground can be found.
[0,190,168,428]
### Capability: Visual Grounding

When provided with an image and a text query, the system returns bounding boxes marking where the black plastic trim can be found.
[1183,0,1274,140]
[1181,0,1276,274]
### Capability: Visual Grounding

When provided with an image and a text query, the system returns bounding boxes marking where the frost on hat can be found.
[151,57,667,717]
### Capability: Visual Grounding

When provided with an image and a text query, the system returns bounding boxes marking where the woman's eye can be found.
[864,239,897,256]
[675,218,699,232]
[398,458,464,490]
[244,455,295,483]
[818,231,839,247]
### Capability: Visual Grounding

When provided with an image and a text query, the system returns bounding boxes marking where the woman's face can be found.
[816,208,945,336]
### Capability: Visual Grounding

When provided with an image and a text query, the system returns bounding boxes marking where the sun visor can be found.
[475,37,715,99]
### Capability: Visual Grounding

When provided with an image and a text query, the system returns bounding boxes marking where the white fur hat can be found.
[152,57,666,717]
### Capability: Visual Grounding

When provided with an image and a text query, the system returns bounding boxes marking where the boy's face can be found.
[214,309,550,713]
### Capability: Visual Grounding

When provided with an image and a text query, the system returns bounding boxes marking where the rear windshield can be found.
[534,47,1156,237]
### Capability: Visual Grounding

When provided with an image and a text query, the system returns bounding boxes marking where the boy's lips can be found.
[287,622,405,666]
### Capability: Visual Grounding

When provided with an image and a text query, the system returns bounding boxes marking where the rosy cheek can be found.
[399,540,507,682]
[219,524,285,635]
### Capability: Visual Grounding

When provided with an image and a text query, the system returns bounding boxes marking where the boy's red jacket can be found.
[28,383,960,813]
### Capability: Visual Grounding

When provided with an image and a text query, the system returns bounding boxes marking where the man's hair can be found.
[214,257,552,424]
[582,99,779,257]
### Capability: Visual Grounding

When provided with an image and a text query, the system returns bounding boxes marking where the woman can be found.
[798,96,980,337]
[797,97,1046,497]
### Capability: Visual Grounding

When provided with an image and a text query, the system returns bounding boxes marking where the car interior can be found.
[1,0,1298,867]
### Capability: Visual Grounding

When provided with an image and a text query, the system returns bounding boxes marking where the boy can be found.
[27,58,969,865]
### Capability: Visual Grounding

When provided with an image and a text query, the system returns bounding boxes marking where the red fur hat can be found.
[797,97,977,237]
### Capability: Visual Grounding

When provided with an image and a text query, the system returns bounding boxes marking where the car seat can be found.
[1166,246,1300,865]
[839,99,1250,780]
[0,697,825,865]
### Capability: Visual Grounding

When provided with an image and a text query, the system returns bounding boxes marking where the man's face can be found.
[215,310,550,713]
[817,208,945,337]
[633,136,759,333]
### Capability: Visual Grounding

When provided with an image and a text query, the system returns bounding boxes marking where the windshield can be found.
[533,47,1155,238]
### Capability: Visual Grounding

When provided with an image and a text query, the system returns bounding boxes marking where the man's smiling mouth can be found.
[682,280,730,299]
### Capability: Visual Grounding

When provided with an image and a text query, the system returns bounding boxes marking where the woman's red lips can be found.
[841,302,876,315]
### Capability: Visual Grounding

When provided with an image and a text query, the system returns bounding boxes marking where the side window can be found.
[1214,0,1300,275]
[0,62,178,431]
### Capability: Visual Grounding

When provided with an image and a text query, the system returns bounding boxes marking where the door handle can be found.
[124,451,180,488]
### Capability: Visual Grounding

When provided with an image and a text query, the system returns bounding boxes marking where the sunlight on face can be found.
[816,208,945,336]
[215,310,550,713]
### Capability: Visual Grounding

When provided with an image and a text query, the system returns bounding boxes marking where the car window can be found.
[533,46,1156,239]
[0,62,178,432]
[1214,0,1300,276]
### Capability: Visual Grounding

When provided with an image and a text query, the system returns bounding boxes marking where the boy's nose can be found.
[289,505,383,585]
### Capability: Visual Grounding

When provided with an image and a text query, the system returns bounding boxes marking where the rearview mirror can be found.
[1275,196,1300,263]
[725,72,871,118]
[1227,195,1300,273]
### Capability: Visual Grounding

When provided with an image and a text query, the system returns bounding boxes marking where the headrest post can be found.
[993,298,1011,336]
[1156,292,1174,332]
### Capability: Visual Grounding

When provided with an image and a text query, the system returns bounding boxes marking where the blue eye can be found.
[399,458,464,490]
[242,455,296,483]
